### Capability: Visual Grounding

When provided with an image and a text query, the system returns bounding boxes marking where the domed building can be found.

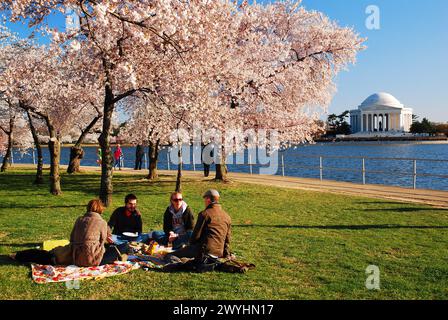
[349,93,413,134]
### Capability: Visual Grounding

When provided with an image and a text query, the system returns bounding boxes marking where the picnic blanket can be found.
[31,261,140,284]
[30,241,172,284]
[42,239,70,251]
[30,241,254,283]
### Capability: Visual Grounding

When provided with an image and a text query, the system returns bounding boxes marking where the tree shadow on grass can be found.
[361,207,448,213]
[355,201,409,206]
[233,224,448,230]
[0,204,85,209]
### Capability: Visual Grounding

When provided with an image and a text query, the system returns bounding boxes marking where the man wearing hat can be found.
[166,189,232,261]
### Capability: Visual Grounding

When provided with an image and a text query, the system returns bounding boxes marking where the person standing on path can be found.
[97,147,102,166]
[135,144,145,170]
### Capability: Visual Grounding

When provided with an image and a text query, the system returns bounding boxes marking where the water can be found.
[3,142,448,191]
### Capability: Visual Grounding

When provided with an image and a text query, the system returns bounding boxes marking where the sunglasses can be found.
[172,198,183,202]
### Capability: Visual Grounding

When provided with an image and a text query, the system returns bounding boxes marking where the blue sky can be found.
[4,0,448,121]
[298,0,448,121]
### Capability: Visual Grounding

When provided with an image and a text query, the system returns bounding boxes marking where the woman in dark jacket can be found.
[151,192,194,249]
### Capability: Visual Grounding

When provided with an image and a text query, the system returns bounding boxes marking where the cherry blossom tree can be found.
[2,44,101,194]
[119,95,170,180]
[67,104,103,174]
[0,24,34,172]
[200,1,365,180]
[1,0,365,200]
[24,108,46,184]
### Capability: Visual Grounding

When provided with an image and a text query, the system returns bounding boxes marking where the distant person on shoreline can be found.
[135,144,145,170]
[113,144,123,170]
[96,147,102,166]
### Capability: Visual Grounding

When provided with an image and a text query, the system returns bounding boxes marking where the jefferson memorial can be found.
[349,93,413,134]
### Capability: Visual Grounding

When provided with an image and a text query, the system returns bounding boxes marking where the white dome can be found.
[359,92,404,109]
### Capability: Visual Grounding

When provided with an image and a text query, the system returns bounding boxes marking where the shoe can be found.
[120,254,128,262]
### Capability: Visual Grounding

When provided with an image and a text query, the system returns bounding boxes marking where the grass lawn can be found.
[0,167,447,300]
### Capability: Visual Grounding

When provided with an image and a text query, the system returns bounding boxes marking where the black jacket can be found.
[108,207,143,235]
[163,205,194,235]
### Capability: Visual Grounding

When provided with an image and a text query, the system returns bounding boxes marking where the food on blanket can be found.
[141,244,151,255]
[149,241,158,255]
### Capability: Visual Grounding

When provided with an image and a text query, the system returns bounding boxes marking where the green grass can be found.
[0,168,448,300]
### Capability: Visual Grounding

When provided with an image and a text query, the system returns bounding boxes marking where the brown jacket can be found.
[69,211,110,267]
[190,203,231,258]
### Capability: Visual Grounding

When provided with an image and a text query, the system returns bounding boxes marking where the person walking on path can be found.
[114,144,123,170]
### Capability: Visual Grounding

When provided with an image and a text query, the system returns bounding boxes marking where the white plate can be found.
[122,232,138,237]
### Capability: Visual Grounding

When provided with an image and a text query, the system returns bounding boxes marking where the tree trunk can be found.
[67,146,84,174]
[175,148,182,192]
[215,145,228,181]
[48,136,62,195]
[98,83,115,207]
[146,139,160,180]
[26,110,44,184]
[0,131,13,172]
[45,116,62,195]
[215,162,228,181]
[67,114,101,174]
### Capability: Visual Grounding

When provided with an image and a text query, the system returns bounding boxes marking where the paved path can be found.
[14,164,448,208]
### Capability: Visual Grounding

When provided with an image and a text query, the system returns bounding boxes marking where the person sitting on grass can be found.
[12,199,129,266]
[164,189,232,267]
[71,199,130,266]
[151,192,195,249]
[108,193,149,244]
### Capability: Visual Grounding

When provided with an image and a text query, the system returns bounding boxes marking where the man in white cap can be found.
[166,189,232,262]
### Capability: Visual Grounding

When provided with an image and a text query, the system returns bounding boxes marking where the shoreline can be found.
[8,164,448,208]
[26,139,448,148]
[315,137,448,144]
